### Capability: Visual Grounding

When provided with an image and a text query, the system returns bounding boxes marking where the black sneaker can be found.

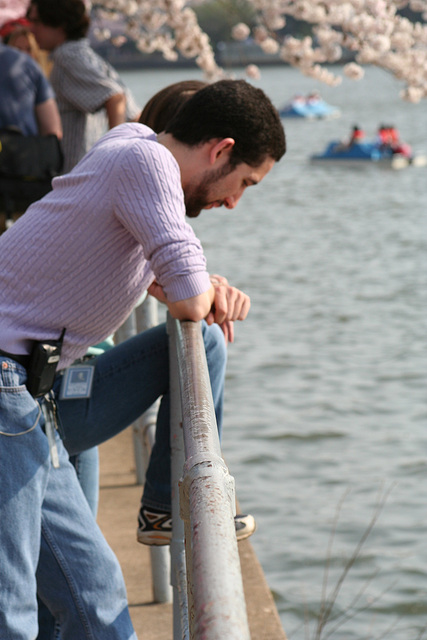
[137,506,256,546]
[137,506,172,546]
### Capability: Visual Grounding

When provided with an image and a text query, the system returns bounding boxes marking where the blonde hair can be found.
[7,27,52,76]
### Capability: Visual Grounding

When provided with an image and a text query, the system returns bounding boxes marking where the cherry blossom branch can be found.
[78,0,427,101]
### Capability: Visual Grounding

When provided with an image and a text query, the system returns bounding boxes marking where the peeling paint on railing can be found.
[168,316,251,640]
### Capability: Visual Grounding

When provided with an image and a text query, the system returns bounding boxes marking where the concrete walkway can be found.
[97,427,287,640]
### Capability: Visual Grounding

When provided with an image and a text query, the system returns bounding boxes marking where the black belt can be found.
[0,349,31,369]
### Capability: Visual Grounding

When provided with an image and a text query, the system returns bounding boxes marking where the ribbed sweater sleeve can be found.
[111,127,210,302]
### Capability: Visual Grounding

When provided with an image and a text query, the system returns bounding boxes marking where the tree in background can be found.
[1,0,427,101]
[193,0,257,48]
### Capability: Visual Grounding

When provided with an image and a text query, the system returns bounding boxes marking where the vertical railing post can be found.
[132,297,160,485]
[115,298,172,604]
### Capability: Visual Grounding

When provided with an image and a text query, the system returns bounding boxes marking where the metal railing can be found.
[168,315,250,640]
[116,301,250,638]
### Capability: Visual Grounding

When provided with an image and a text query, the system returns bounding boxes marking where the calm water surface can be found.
[122,65,427,639]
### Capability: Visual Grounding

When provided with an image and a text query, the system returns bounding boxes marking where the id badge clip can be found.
[59,364,95,400]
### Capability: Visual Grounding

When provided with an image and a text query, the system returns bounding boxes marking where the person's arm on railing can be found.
[147,281,215,322]
[147,275,250,334]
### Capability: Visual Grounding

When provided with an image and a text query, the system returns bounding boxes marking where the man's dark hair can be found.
[29,0,90,40]
[165,79,286,167]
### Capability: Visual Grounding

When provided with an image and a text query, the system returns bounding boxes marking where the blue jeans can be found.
[69,448,100,517]
[37,448,100,640]
[40,321,225,639]
[56,321,226,512]
[0,359,137,639]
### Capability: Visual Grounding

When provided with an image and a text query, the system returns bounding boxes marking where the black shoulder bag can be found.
[0,128,64,222]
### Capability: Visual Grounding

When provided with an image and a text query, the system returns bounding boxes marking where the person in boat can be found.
[292,93,306,107]
[0,78,286,639]
[377,124,393,148]
[306,91,321,105]
[348,124,365,146]
[332,124,365,153]
[377,124,412,158]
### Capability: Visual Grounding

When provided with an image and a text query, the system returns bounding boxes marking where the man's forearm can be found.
[166,286,215,322]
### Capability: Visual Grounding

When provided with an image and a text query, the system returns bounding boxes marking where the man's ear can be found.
[209,138,235,165]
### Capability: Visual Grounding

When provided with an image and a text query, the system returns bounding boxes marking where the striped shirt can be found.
[50,39,140,173]
[0,123,211,368]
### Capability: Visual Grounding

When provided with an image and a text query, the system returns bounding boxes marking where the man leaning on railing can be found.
[0,79,286,638]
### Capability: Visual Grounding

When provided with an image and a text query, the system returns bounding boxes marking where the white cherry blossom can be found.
[231,23,251,41]
[343,62,365,79]
[245,64,261,79]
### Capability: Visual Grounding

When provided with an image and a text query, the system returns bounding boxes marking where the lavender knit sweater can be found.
[0,123,211,368]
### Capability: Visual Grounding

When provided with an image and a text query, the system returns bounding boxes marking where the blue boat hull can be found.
[311,141,394,162]
[279,101,340,119]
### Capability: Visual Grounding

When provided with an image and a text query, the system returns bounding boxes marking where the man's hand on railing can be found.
[147,275,250,342]
[207,274,250,344]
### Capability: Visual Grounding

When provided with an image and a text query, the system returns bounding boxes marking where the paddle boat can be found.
[311,128,426,169]
[279,92,341,120]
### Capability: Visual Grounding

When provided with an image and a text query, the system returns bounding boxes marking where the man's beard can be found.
[184,161,235,218]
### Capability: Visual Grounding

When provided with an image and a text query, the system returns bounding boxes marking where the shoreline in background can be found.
[92,40,356,72]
